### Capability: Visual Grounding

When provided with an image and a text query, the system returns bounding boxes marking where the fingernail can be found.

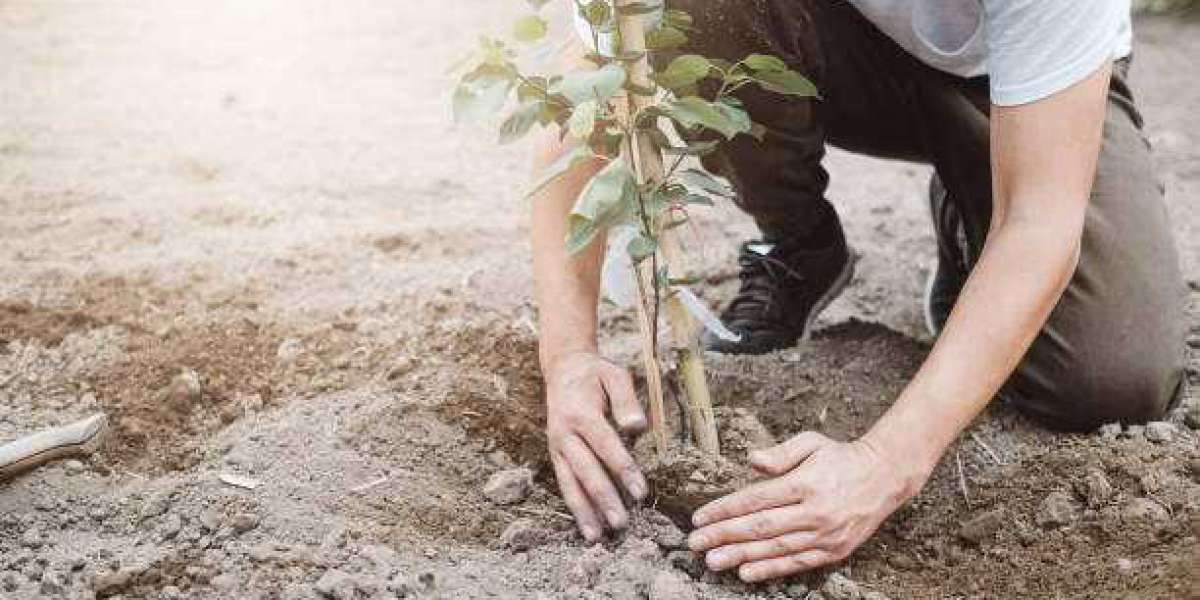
[708,549,731,569]
[687,533,707,550]
[606,510,627,529]
[581,526,598,542]
[629,478,647,500]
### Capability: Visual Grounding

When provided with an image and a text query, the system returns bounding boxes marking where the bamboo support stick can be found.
[616,0,720,456]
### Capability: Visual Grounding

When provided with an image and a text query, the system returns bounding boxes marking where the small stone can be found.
[230,512,260,534]
[499,518,549,551]
[1116,558,1135,575]
[91,569,133,595]
[64,460,85,475]
[648,570,697,600]
[166,368,202,411]
[482,468,533,506]
[276,339,304,365]
[784,581,811,598]
[1122,425,1145,440]
[199,509,223,532]
[211,573,238,591]
[625,537,662,562]
[958,508,1006,546]
[313,569,358,600]
[1143,421,1176,444]
[140,492,172,520]
[1078,470,1115,508]
[159,514,183,541]
[1037,491,1079,528]
[822,573,861,600]
[861,592,892,600]
[359,544,398,568]
[20,528,42,549]
[1119,498,1169,525]
[386,356,416,381]
[646,511,686,549]
[160,585,184,600]
[1097,423,1122,439]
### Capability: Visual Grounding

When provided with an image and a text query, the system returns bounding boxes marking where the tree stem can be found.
[615,0,720,457]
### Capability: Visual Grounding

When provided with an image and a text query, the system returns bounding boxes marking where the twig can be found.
[970,431,1004,466]
[955,449,972,509]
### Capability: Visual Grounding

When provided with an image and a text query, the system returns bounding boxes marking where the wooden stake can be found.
[615,0,720,456]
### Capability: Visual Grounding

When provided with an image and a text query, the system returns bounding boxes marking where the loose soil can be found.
[1,2,1197,599]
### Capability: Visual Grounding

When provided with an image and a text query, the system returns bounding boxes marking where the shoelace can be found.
[724,246,808,323]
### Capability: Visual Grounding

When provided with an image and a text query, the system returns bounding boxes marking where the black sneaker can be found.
[702,233,856,355]
[923,174,970,337]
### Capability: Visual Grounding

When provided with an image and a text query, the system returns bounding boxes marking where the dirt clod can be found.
[500,518,550,551]
[483,467,534,506]
[1078,470,1115,508]
[822,573,861,600]
[1036,491,1080,529]
[958,508,1006,546]
[313,569,359,600]
[1144,421,1177,443]
[230,512,260,534]
[1118,497,1170,525]
[649,570,697,600]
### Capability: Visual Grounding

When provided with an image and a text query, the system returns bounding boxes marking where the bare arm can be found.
[687,64,1113,582]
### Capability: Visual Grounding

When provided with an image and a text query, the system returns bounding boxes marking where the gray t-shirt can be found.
[574,1,1131,107]
[848,0,1132,105]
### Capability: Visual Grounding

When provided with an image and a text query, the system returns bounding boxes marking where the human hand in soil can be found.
[545,351,649,542]
[687,432,924,582]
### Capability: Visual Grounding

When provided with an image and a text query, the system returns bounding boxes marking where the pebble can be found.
[482,468,533,505]
[211,572,238,591]
[862,591,892,600]
[1143,421,1176,444]
[648,570,697,600]
[140,493,172,520]
[64,459,85,475]
[958,508,1006,546]
[1037,491,1079,528]
[276,339,304,365]
[1121,424,1145,441]
[230,512,261,534]
[1079,470,1114,508]
[1097,423,1122,439]
[20,528,42,549]
[784,582,810,598]
[1119,498,1169,525]
[159,514,183,541]
[91,569,133,595]
[500,518,549,551]
[1116,558,1135,575]
[313,569,358,600]
[166,368,203,411]
[160,585,184,600]
[822,573,861,600]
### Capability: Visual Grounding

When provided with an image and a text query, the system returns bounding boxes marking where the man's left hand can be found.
[687,432,925,583]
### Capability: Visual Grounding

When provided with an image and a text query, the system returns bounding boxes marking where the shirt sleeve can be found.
[982,0,1129,106]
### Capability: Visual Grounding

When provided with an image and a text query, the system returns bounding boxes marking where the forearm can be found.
[530,131,607,370]
[863,215,1082,486]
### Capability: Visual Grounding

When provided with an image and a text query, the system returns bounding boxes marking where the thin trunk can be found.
[615,0,720,456]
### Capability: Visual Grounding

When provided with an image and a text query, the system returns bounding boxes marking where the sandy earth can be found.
[1,1,1197,599]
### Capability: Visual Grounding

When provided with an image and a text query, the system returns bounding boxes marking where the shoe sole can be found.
[922,262,940,338]
[799,248,859,343]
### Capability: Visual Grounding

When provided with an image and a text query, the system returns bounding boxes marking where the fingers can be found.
[693,475,806,528]
[580,423,647,500]
[688,504,817,552]
[703,530,821,572]
[551,454,603,542]
[749,431,829,476]
[599,364,645,434]
[560,434,629,529]
[737,550,835,583]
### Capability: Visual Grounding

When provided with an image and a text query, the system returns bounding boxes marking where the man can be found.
[530,0,1187,583]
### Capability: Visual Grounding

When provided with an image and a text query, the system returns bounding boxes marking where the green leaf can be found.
[742,53,788,72]
[655,54,712,90]
[499,101,542,144]
[566,160,638,254]
[676,168,734,198]
[579,0,613,27]
[526,145,602,199]
[645,26,687,50]
[550,64,627,104]
[663,96,751,139]
[452,72,513,124]
[749,69,818,97]
[626,233,657,263]
[616,1,662,16]
[513,15,548,43]
[567,100,599,139]
[663,9,694,31]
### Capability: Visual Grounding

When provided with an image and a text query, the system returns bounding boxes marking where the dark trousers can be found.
[666,0,1188,430]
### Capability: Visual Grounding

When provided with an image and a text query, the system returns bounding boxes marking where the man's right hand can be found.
[544,351,648,542]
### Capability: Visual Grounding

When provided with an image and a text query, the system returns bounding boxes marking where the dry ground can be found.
[0,2,1197,599]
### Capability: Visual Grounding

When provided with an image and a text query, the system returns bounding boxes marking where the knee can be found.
[1012,351,1184,432]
